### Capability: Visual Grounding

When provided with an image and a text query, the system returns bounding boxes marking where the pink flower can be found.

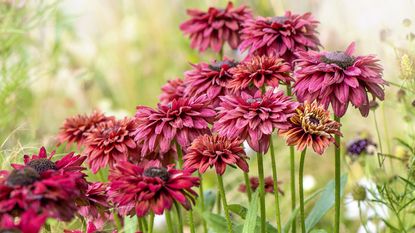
[83,118,138,173]
[109,161,199,217]
[0,209,47,233]
[180,2,252,52]
[159,78,186,104]
[228,55,293,92]
[293,42,387,117]
[183,134,248,175]
[239,12,320,62]
[214,89,298,153]
[78,182,111,228]
[134,95,216,156]
[184,59,237,107]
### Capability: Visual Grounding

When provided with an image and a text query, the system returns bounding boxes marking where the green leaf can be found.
[282,188,324,233]
[123,215,138,233]
[243,191,259,233]
[200,212,229,233]
[203,189,217,211]
[305,174,348,232]
[310,229,327,233]
[228,204,248,219]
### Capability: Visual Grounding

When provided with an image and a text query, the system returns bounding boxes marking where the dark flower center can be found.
[27,158,57,174]
[308,115,320,125]
[6,167,39,187]
[320,52,355,69]
[0,229,22,233]
[270,16,287,24]
[246,98,262,104]
[209,60,238,71]
[143,167,170,181]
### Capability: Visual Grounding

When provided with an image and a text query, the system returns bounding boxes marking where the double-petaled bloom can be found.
[58,111,114,147]
[184,59,237,106]
[214,90,298,153]
[183,134,249,175]
[134,95,216,156]
[279,101,342,155]
[293,42,387,117]
[109,161,199,217]
[78,182,111,228]
[83,117,138,173]
[239,11,320,62]
[0,209,47,233]
[228,55,293,92]
[180,2,252,52]
[159,78,186,104]
[239,176,284,195]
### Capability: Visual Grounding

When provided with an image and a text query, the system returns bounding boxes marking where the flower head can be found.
[183,134,248,175]
[214,89,298,153]
[293,42,387,117]
[159,78,186,104]
[279,101,342,154]
[184,59,237,106]
[346,138,377,161]
[134,95,216,156]
[109,161,199,217]
[0,209,47,233]
[239,11,320,62]
[78,182,110,226]
[228,55,293,92]
[58,111,114,147]
[238,176,284,195]
[83,117,138,173]
[180,2,252,52]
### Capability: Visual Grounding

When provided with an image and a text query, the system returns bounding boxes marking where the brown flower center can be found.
[0,229,22,233]
[209,60,238,72]
[308,115,320,125]
[27,158,57,174]
[143,167,170,181]
[6,167,39,187]
[321,52,354,69]
[246,98,262,104]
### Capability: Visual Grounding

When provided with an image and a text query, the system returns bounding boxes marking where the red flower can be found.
[0,166,86,221]
[279,101,342,154]
[58,111,114,147]
[238,176,284,195]
[228,55,293,92]
[0,209,47,233]
[78,182,110,227]
[134,95,215,156]
[180,2,252,52]
[109,161,199,217]
[159,78,186,104]
[184,59,237,107]
[239,12,320,62]
[83,117,138,173]
[183,134,248,175]
[214,89,298,153]
[293,42,386,117]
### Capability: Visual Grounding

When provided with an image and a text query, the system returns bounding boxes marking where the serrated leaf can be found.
[305,174,348,232]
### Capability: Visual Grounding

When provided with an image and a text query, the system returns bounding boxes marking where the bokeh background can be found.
[1,0,415,232]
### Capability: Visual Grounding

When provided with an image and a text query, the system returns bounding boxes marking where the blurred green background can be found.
[1,0,415,232]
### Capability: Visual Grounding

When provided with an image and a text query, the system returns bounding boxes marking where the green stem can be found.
[174,202,184,233]
[97,169,106,182]
[138,217,144,232]
[219,48,224,60]
[217,175,233,233]
[299,149,307,233]
[113,210,123,231]
[290,146,297,233]
[188,209,196,233]
[372,109,384,167]
[243,172,252,201]
[334,116,341,233]
[148,212,155,233]
[199,173,208,233]
[269,136,282,232]
[287,83,297,233]
[141,216,148,232]
[175,142,183,169]
[165,211,174,233]
[257,151,266,233]
[217,192,222,214]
